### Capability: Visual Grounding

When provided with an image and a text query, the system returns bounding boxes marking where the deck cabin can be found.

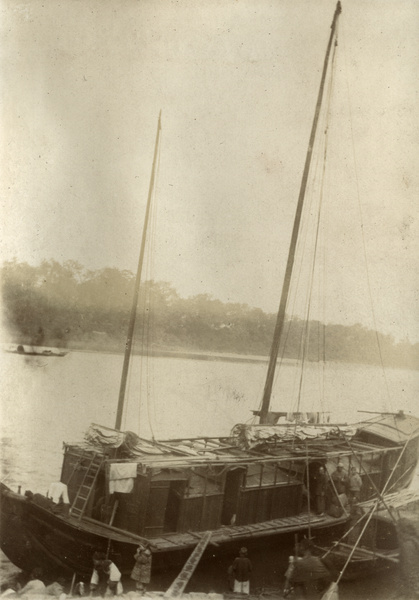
[60,413,419,542]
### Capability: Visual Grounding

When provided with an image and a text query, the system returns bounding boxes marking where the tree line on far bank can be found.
[1,259,418,369]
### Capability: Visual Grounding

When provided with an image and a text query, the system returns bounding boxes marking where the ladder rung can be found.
[75,492,89,500]
[86,467,101,475]
[70,455,103,519]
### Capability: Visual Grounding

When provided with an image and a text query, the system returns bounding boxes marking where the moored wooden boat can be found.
[1,0,418,584]
[1,412,418,578]
[5,344,68,357]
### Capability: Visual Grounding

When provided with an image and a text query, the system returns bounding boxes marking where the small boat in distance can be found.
[1,0,418,583]
[5,344,68,357]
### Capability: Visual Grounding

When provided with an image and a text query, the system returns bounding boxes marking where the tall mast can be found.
[259,2,342,424]
[115,112,162,431]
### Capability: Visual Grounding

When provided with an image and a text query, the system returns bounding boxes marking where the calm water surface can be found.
[1,350,418,597]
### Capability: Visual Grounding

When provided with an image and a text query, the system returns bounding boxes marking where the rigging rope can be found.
[265,104,329,417]
[145,137,163,439]
[341,23,393,413]
[122,128,162,438]
[141,135,162,440]
[270,31,338,420]
[259,29,340,422]
[295,38,338,418]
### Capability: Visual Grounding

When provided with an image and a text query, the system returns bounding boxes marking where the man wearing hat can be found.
[231,547,252,594]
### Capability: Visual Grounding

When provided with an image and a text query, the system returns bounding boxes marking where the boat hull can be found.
[2,414,418,581]
[315,490,419,581]
[6,349,68,357]
[317,543,398,581]
[0,483,347,580]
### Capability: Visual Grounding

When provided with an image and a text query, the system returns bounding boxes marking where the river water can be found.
[1,350,418,597]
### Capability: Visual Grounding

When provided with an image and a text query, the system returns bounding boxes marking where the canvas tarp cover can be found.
[231,423,357,449]
[84,423,165,455]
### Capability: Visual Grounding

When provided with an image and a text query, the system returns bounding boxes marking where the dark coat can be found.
[232,556,252,582]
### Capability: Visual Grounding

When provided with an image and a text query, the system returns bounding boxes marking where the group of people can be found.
[313,464,363,517]
[0,543,334,599]
[1,546,153,600]
[90,545,152,597]
[332,464,363,503]
[227,542,336,599]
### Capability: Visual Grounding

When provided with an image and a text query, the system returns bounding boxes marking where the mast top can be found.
[258,0,342,425]
[331,2,342,29]
[335,2,342,18]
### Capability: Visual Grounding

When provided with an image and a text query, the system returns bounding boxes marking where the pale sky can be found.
[1,0,418,343]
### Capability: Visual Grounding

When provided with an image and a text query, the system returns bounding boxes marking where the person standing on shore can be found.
[130,544,152,595]
[231,547,252,595]
[90,553,122,597]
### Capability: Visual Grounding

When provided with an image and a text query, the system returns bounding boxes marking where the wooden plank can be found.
[145,513,350,552]
[149,539,182,549]
[337,542,399,564]
[164,532,212,597]
[279,517,298,525]
[253,522,274,530]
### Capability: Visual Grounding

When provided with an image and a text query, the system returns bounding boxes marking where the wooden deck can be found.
[67,508,349,553]
[149,512,350,552]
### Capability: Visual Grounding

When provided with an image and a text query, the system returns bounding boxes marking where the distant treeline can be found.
[1,259,418,369]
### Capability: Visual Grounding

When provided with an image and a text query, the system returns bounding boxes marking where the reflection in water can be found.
[0,437,15,485]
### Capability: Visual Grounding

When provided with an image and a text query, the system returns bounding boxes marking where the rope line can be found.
[341,23,392,413]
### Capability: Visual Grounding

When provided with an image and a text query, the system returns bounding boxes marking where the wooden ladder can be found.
[65,449,90,487]
[164,531,212,597]
[70,453,103,520]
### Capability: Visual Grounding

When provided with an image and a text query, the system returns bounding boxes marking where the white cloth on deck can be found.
[47,482,70,504]
[109,463,137,494]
